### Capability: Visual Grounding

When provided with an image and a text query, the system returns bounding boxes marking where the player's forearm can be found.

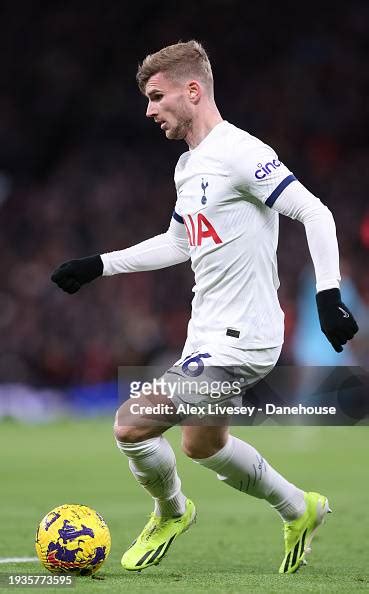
[274,181,340,291]
[302,206,340,291]
[101,232,190,276]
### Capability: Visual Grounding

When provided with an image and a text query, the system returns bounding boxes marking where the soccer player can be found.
[51,41,358,574]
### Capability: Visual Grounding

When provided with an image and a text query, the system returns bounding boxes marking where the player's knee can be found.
[113,423,148,444]
[113,406,148,443]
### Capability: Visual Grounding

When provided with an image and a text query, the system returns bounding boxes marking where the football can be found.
[35,504,111,575]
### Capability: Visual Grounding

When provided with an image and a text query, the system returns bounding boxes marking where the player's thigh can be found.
[114,392,180,443]
[181,423,230,459]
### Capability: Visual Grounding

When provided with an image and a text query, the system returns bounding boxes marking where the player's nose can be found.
[146,101,157,118]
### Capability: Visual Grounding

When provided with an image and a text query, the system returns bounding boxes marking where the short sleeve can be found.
[230,140,297,208]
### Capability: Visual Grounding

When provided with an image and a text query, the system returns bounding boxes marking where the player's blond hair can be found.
[136,40,214,97]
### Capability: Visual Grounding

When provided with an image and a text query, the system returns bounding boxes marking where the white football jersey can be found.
[173,120,297,350]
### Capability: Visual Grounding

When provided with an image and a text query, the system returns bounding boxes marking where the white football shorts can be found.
[161,340,282,413]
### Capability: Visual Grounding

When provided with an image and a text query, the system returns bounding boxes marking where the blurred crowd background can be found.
[1,0,368,390]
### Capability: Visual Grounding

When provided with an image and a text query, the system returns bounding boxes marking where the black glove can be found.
[316,288,359,352]
[51,255,103,294]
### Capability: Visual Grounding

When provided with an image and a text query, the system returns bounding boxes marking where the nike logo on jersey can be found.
[183,213,222,246]
[338,306,350,318]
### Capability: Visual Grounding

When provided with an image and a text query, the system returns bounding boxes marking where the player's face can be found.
[145,72,192,140]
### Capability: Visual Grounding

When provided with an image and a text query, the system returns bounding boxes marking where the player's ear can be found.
[187,81,201,104]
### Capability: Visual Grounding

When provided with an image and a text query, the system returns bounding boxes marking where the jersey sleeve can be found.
[229,136,340,292]
[271,181,341,291]
[230,140,297,207]
[101,211,190,276]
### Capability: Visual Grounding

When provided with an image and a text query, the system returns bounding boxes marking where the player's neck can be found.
[185,105,223,150]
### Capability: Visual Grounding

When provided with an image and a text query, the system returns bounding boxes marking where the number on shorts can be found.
[181,352,211,377]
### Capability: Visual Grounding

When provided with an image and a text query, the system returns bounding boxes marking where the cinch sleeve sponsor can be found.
[231,140,297,207]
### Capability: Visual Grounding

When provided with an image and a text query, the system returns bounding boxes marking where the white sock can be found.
[195,435,306,522]
[116,436,187,518]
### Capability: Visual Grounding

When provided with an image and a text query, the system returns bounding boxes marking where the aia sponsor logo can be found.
[183,213,222,246]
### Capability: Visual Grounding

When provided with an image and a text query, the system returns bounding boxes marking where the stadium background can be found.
[0,1,368,591]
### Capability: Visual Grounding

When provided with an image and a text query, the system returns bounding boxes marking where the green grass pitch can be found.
[0,419,368,593]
